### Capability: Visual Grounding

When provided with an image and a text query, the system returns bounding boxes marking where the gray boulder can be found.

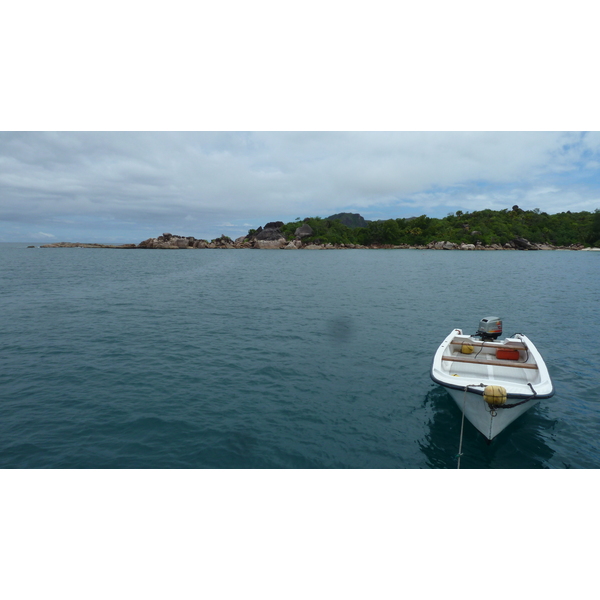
[264,221,284,230]
[294,224,314,238]
[255,228,285,241]
[256,239,286,249]
[513,237,537,250]
[212,235,235,247]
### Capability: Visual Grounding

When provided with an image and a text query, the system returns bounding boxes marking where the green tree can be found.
[587,209,600,246]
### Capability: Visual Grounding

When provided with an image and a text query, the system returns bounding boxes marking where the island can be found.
[40,207,600,251]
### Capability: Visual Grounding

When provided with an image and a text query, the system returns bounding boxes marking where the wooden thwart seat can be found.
[450,338,526,349]
[442,355,539,369]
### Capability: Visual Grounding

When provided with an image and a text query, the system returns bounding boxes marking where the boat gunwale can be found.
[430,329,555,400]
[429,376,554,400]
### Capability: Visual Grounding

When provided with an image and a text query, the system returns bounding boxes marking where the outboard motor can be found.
[476,316,503,340]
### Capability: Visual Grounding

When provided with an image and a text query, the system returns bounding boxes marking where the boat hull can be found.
[445,387,540,440]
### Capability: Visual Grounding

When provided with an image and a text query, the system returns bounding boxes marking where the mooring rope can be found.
[457,386,468,469]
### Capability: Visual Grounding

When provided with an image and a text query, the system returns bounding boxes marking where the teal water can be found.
[1,244,599,468]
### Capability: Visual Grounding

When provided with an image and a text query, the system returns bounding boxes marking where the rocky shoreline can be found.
[39,222,599,251]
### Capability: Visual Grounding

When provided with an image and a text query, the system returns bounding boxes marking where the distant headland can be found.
[40,207,600,251]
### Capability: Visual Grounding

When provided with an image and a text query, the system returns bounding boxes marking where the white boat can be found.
[430,317,554,440]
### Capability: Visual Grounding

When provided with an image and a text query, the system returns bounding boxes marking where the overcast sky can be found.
[1,131,599,243]
[3,4,600,243]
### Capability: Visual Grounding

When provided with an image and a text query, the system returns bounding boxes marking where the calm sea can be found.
[1,243,599,468]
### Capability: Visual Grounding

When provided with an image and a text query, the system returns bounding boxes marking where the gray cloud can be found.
[1,131,600,242]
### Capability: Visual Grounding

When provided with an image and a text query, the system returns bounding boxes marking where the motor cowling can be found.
[477,316,502,340]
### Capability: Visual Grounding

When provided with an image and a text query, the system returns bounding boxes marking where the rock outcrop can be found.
[326,213,369,228]
[139,234,196,249]
[428,241,458,250]
[41,237,591,251]
[294,224,314,238]
[512,237,538,250]
[255,239,286,249]
[253,222,286,244]
[255,229,285,241]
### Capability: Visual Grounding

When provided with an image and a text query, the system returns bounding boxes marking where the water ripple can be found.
[0,246,598,467]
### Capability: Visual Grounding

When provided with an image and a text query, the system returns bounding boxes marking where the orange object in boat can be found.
[496,348,520,360]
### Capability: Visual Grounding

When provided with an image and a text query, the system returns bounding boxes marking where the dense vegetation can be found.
[270,207,600,247]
